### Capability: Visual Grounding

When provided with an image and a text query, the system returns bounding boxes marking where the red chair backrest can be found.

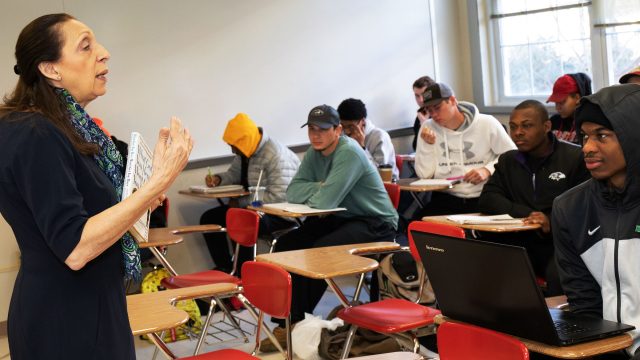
[241,261,292,319]
[407,221,466,263]
[226,208,260,247]
[395,154,404,176]
[383,182,401,210]
[437,321,529,360]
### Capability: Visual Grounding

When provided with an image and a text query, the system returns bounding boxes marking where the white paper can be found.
[446,214,524,225]
[262,202,346,214]
[410,178,455,186]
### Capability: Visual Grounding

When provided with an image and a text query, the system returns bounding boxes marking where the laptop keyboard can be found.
[554,321,590,336]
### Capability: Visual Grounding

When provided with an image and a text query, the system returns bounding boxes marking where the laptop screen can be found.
[411,230,560,343]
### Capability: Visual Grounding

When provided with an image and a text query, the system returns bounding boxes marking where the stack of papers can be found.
[446,214,524,225]
[189,184,245,194]
[262,202,346,214]
[410,179,456,187]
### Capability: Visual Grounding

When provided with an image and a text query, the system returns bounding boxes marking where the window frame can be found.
[467,0,631,114]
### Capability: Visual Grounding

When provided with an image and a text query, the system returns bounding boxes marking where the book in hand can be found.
[446,214,524,225]
[121,132,153,243]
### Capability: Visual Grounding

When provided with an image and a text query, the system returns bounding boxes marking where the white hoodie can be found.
[415,101,516,198]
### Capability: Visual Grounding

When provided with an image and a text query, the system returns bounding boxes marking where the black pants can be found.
[200,205,295,276]
[271,215,396,326]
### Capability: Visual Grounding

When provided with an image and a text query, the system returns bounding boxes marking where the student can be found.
[200,113,299,274]
[337,98,398,180]
[619,65,640,85]
[262,104,398,351]
[478,100,590,295]
[553,84,640,359]
[0,14,192,359]
[412,75,437,150]
[414,82,516,216]
[547,73,592,144]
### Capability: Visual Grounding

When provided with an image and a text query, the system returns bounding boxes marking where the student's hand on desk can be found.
[420,126,436,144]
[524,212,550,233]
[205,174,221,187]
[463,167,490,185]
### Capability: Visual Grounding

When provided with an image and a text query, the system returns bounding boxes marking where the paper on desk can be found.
[262,202,347,214]
[446,214,524,225]
[410,178,456,186]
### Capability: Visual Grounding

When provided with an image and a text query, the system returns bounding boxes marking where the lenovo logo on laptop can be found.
[424,244,445,253]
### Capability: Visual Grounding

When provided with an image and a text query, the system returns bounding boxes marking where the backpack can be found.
[140,267,203,342]
[377,251,435,305]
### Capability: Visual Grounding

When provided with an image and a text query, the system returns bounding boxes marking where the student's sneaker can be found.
[259,326,288,353]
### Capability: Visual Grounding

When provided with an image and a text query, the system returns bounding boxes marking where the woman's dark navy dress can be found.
[0,113,135,359]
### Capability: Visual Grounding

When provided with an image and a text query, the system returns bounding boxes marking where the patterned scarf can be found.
[57,88,142,281]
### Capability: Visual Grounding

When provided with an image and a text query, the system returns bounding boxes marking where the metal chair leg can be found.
[193,297,218,355]
[340,325,358,359]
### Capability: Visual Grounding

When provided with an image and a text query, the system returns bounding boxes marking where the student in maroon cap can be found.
[547,73,592,144]
[619,65,640,85]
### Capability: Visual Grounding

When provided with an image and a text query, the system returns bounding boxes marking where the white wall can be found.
[0,0,477,322]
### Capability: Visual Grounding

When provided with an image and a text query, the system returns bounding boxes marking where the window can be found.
[468,0,640,111]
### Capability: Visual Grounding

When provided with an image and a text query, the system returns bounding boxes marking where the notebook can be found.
[189,184,244,194]
[411,230,635,346]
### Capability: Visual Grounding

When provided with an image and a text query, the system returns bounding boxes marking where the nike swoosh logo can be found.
[588,226,601,236]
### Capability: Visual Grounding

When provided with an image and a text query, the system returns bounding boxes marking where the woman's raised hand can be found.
[150,116,193,191]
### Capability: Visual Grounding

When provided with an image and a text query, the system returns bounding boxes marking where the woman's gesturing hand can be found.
[150,116,194,191]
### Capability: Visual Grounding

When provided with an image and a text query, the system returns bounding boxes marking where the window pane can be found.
[605,24,640,84]
[495,6,591,97]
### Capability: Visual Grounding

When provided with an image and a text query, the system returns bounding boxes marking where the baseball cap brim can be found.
[546,92,569,103]
[301,120,334,129]
[620,71,640,84]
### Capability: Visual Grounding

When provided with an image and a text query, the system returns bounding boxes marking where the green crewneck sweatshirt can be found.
[287,136,398,229]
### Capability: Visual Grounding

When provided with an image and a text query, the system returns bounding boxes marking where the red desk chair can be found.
[161,208,260,355]
[336,221,466,359]
[158,262,293,360]
[384,182,401,210]
[437,321,529,360]
[395,154,404,178]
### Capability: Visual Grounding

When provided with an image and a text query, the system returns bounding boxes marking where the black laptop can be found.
[411,230,635,346]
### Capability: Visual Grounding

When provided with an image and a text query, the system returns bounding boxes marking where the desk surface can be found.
[421,213,541,233]
[142,224,222,248]
[247,204,342,218]
[127,283,238,336]
[255,242,401,279]
[396,178,452,192]
[179,189,249,199]
[434,312,633,359]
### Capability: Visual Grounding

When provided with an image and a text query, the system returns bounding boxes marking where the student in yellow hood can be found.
[200,113,300,275]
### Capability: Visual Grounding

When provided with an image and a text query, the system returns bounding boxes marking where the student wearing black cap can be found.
[260,104,398,351]
[553,84,640,359]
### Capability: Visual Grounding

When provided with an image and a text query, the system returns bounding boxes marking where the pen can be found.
[446,175,464,181]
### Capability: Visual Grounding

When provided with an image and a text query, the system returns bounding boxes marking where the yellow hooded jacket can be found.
[222,113,261,158]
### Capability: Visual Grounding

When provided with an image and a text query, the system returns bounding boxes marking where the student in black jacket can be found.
[478,100,590,295]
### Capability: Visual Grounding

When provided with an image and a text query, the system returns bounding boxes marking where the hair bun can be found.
[13,64,21,75]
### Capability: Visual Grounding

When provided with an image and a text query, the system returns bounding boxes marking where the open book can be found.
[121,132,153,243]
[262,202,346,214]
[446,214,524,225]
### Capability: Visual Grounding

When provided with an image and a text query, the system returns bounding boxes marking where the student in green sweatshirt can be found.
[263,104,398,350]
